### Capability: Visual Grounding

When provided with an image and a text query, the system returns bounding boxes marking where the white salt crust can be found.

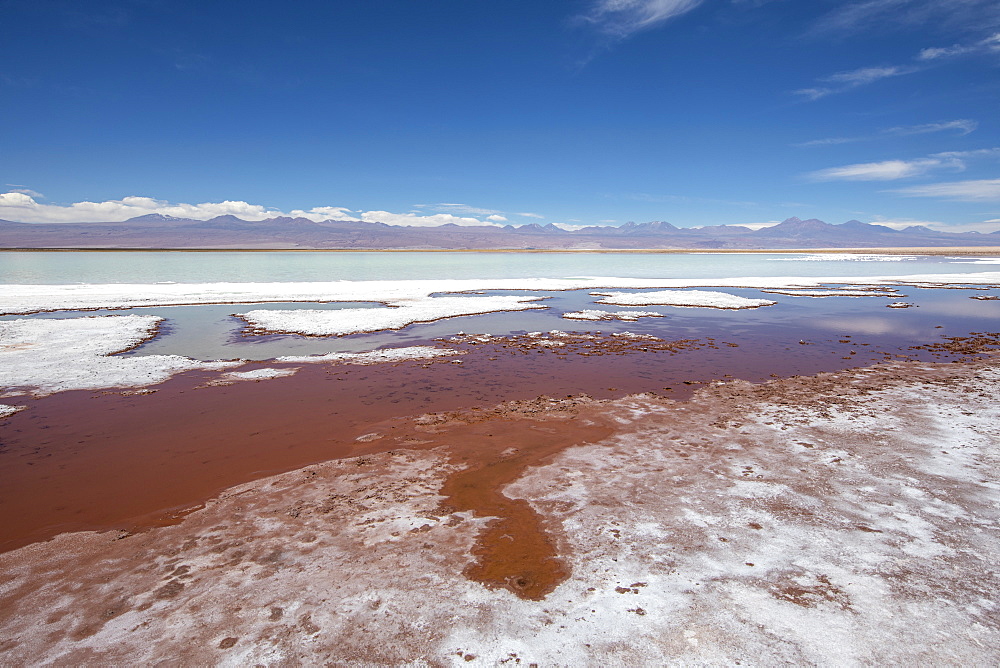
[218,368,300,382]
[778,254,920,262]
[759,289,899,297]
[0,315,239,396]
[2,272,999,315]
[0,315,464,396]
[237,295,546,336]
[0,404,26,419]
[593,289,777,309]
[276,346,461,364]
[562,310,663,321]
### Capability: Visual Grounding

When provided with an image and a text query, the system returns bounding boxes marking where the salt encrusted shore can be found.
[0,315,239,396]
[2,272,1000,314]
[0,316,463,398]
[1,357,997,665]
[593,289,776,309]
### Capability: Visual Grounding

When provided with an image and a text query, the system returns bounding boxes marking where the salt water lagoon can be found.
[2,249,1000,665]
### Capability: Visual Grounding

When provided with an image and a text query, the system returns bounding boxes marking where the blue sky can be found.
[2,0,999,231]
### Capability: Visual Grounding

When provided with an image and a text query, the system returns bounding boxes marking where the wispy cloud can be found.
[416,202,505,216]
[807,158,958,181]
[795,65,915,101]
[360,210,502,227]
[575,0,706,39]
[4,184,44,198]
[890,178,1000,201]
[796,119,978,148]
[807,148,999,181]
[812,0,1000,35]
[918,31,1000,60]
[887,119,979,136]
[0,193,505,227]
[516,212,545,219]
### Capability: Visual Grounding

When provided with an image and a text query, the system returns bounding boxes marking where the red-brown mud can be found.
[0,330,993,555]
[2,354,998,665]
[409,398,613,600]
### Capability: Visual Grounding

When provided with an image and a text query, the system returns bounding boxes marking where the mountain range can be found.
[1,215,999,250]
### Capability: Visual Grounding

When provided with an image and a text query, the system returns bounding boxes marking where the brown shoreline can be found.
[2,246,1000,255]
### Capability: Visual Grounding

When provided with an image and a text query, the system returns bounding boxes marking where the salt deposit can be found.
[276,346,461,364]
[593,289,776,309]
[0,315,239,396]
[0,404,26,419]
[760,288,899,297]
[236,295,547,336]
[562,310,663,321]
[780,254,919,262]
[3,272,1000,315]
[217,367,300,382]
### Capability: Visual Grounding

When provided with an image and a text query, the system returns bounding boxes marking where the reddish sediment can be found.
[411,398,613,600]
[1,329,994,556]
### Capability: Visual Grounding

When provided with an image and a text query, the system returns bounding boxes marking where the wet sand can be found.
[0,352,998,664]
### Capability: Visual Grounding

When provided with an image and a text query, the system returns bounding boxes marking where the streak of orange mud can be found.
[422,414,612,600]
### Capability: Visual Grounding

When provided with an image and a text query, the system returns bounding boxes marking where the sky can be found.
[2,0,999,232]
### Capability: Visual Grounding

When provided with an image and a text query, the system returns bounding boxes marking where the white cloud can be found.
[796,120,977,147]
[828,66,905,85]
[0,193,500,226]
[516,212,545,219]
[4,185,44,198]
[813,0,1000,35]
[890,178,1000,201]
[359,211,500,228]
[0,193,284,223]
[886,119,978,136]
[807,148,999,182]
[795,65,914,100]
[577,0,705,38]
[807,157,961,181]
[932,147,1000,159]
[795,136,862,148]
[288,206,360,221]
[430,202,504,216]
[918,31,1000,60]
[486,214,508,222]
